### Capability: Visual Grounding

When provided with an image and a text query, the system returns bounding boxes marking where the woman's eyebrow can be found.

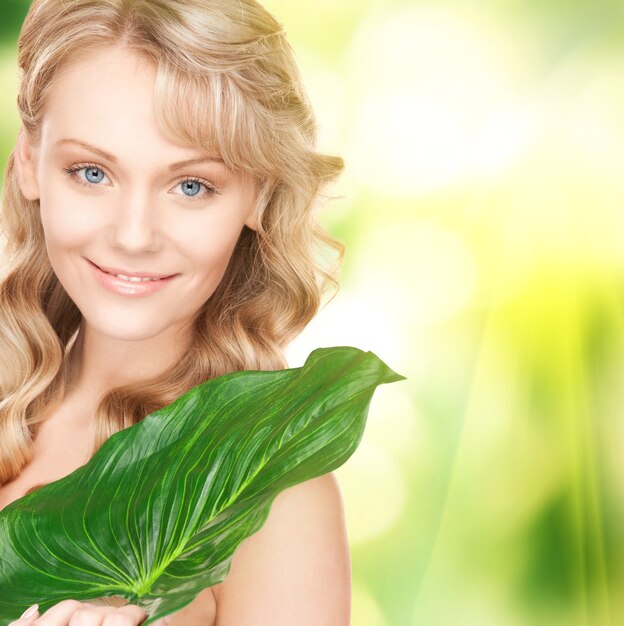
[55,138,116,162]
[54,138,225,170]
[168,155,225,171]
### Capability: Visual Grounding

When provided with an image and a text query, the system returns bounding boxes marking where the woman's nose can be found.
[108,188,163,253]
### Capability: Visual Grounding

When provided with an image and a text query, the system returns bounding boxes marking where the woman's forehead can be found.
[42,48,159,149]
[41,46,224,164]
[47,44,156,105]
[40,41,267,178]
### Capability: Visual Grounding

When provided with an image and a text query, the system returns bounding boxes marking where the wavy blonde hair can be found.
[0,0,344,485]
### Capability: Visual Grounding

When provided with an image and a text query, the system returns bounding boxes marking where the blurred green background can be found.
[2,0,623,624]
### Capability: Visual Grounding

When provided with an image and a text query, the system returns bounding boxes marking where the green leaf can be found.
[0,346,404,624]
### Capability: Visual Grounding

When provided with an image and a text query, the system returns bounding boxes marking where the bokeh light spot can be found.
[352,582,389,626]
[335,440,406,545]
[353,220,478,328]
[346,3,537,195]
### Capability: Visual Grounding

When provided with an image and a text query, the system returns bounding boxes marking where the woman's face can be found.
[17,45,258,343]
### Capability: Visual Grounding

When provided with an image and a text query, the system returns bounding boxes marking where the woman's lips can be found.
[89,259,174,279]
[87,258,178,297]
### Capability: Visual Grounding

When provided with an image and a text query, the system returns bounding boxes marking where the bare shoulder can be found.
[212,471,352,626]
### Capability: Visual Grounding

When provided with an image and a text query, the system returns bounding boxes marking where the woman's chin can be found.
[79,314,187,344]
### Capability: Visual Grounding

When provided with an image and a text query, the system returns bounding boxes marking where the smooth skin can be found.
[9,43,351,626]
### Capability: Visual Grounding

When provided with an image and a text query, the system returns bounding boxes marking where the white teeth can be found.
[114,273,161,282]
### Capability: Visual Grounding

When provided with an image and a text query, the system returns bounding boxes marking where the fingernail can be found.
[20,605,38,619]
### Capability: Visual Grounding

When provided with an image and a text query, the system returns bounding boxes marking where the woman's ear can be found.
[244,206,261,231]
[14,126,40,201]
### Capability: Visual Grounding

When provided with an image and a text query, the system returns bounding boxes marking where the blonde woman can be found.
[0,0,349,624]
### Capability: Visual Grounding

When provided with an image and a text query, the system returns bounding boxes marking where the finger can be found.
[102,604,148,625]
[67,606,118,626]
[67,608,105,626]
[8,604,40,625]
[32,599,82,624]
[32,600,113,625]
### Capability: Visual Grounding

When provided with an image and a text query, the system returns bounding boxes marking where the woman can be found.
[0,0,349,624]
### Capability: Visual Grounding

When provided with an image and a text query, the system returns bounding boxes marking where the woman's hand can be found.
[9,600,173,625]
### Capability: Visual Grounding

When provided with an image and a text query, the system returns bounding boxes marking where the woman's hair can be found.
[0,0,344,485]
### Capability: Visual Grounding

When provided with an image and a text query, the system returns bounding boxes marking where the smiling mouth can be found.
[88,259,176,282]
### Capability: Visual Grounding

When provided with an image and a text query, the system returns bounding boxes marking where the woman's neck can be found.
[65,318,192,400]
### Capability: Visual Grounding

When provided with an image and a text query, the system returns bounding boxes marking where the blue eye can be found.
[84,166,105,184]
[63,163,109,186]
[63,164,220,202]
[174,177,219,201]
[180,180,202,197]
